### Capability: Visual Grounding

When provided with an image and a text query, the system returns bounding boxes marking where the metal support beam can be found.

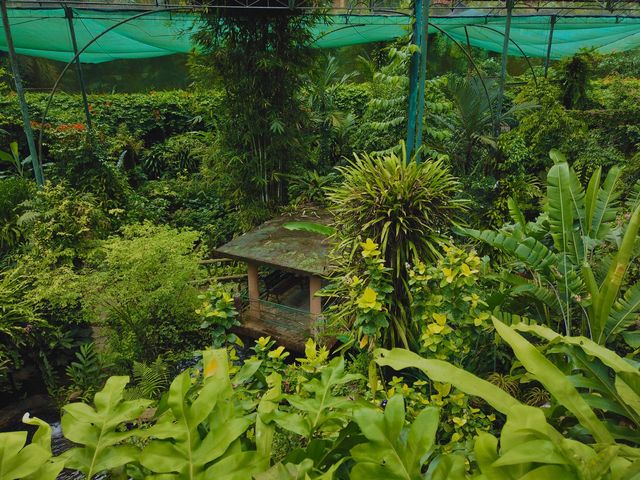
[414,0,431,164]
[496,0,514,136]
[1,0,44,186]
[544,15,556,77]
[65,7,92,131]
[406,0,430,163]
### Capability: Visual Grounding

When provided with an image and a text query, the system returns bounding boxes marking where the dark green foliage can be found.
[65,342,109,401]
[125,357,169,400]
[129,175,244,250]
[141,131,212,178]
[0,91,222,147]
[559,52,594,110]
[0,177,33,254]
[194,11,321,204]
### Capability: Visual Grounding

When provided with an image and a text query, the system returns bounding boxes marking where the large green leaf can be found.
[61,376,151,479]
[0,431,51,480]
[140,349,261,480]
[546,150,585,264]
[493,319,614,444]
[588,165,622,240]
[274,357,363,438]
[606,282,640,343]
[350,395,438,480]
[21,415,65,480]
[595,202,640,343]
[374,348,521,414]
[458,227,557,273]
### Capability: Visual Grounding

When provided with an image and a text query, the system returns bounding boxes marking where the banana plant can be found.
[459,149,640,345]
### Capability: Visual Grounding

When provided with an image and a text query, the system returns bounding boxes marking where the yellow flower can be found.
[432,312,447,325]
[360,238,381,258]
[268,346,289,359]
[452,416,467,427]
[427,323,445,334]
[443,267,455,283]
[451,432,462,443]
[359,335,369,349]
[356,287,381,311]
[473,312,490,326]
[460,263,477,277]
[256,336,271,348]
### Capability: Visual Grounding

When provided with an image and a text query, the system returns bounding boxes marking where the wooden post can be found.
[309,275,322,316]
[247,262,260,320]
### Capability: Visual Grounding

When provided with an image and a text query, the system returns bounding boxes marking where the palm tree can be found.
[445,75,536,174]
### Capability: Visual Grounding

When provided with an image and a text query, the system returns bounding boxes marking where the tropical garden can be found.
[1,7,640,480]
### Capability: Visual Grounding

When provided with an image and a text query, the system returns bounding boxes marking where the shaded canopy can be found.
[1,8,640,63]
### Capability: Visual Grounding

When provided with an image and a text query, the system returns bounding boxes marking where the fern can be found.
[124,357,169,400]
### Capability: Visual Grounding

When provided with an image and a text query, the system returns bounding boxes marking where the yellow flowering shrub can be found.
[379,376,496,451]
[409,245,495,371]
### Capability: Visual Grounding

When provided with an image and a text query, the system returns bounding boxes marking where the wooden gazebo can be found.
[213,212,334,350]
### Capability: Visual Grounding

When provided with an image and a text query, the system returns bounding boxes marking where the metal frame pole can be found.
[1,0,44,186]
[544,14,556,78]
[65,6,92,130]
[406,0,422,162]
[406,0,428,162]
[496,0,514,136]
[414,0,431,163]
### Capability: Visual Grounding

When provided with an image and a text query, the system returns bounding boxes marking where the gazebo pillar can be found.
[309,275,322,316]
[247,262,260,320]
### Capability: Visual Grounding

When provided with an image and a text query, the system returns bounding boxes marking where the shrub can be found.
[82,223,206,367]
[0,177,34,255]
[326,146,467,347]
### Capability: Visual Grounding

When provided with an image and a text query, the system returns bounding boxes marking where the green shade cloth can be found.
[1,8,640,63]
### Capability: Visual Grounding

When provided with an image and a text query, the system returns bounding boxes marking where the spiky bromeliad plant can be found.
[460,149,640,347]
[325,145,468,348]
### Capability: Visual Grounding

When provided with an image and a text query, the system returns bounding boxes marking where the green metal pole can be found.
[496,0,514,136]
[1,0,44,186]
[65,7,92,131]
[414,0,431,164]
[544,15,556,78]
[406,0,426,162]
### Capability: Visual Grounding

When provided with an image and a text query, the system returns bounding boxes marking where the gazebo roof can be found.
[213,211,334,276]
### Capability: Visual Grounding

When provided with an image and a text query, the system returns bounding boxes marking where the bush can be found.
[141,131,213,178]
[83,223,206,367]
[0,177,34,255]
[129,174,243,251]
[326,147,467,347]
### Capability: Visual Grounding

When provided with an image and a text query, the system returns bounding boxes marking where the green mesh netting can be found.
[1,8,640,63]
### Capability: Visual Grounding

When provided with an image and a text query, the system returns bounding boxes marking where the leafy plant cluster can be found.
[3,318,639,479]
